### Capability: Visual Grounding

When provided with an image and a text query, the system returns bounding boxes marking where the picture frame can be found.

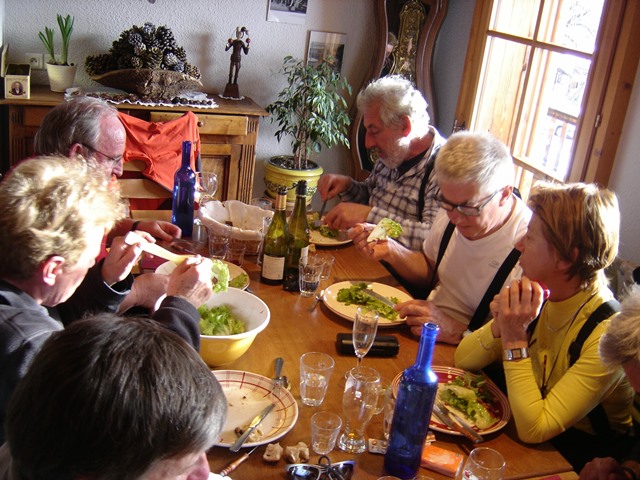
[306,31,347,74]
[267,0,309,25]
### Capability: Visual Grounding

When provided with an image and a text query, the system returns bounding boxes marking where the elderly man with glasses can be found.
[350,131,531,344]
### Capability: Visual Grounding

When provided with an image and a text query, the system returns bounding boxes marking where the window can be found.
[454,0,640,197]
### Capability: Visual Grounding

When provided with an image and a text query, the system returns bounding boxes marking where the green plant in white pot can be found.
[39,14,76,92]
[264,55,352,203]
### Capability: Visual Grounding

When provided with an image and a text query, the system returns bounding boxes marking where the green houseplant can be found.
[39,14,77,92]
[264,55,352,202]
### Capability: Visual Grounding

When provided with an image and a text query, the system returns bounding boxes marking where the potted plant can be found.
[264,55,352,203]
[39,14,76,92]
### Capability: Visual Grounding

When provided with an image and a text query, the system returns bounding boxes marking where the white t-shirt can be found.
[423,196,532,326]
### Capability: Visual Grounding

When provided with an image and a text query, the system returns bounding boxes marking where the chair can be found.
[118,159,172,222]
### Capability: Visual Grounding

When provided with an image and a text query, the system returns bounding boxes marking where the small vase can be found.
[46,63,77,92]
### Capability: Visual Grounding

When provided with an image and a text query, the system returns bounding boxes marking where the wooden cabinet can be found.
[0,86,267,203]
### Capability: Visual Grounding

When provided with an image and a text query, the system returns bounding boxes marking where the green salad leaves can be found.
[198,305,246,336]
[211,259,230,293]
[438,373,498,430]
[336,282,399,320]
[367,218,403,242]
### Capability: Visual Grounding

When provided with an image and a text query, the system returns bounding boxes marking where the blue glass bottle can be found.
[384,322,439,479]
[171,140,196,237]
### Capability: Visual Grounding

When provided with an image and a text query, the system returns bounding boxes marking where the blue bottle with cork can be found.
[171,140,196,237]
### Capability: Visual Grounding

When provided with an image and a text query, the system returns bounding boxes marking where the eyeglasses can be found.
[287,457,355,480]
[81,144,123,167]
[436,189,503,216]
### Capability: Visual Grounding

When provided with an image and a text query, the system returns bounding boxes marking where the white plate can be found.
[323,281,412,327]
[212,370,298,447]
[309,229,352,247]
[391,366,511,436]
[155,260,250,290]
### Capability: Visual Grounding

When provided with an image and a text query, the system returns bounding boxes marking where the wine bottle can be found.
[261,187,289,285]
[283,180,310,291]
[171,140,196,237]
[384,322,440,479]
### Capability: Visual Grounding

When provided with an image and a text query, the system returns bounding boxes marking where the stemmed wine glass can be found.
[199,171,218,205]
[353,307,379,367]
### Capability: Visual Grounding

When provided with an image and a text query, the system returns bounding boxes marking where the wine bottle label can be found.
[261,255,285,280]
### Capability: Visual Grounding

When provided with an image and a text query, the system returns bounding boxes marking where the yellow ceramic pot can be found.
[263,155,323,205]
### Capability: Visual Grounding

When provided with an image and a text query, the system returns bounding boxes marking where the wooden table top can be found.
[169,241,573,479]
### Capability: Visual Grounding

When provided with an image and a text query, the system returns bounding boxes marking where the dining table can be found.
[156,237,576,480]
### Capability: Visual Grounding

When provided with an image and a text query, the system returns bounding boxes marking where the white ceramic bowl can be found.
[199,288,270,367]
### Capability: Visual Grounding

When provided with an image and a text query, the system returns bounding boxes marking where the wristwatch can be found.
[503,347,529,361]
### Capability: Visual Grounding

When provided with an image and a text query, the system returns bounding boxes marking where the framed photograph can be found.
[306,31,347,74]
[267,0,309,25]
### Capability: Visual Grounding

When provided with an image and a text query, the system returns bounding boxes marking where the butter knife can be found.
[363,287,396,308]
[230,403,275,452]
[433,402,483,443]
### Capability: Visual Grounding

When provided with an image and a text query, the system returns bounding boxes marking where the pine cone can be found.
[163,52,178,67]
[174,46,187,62]
[130,56,143,69]
[128,32,143,47]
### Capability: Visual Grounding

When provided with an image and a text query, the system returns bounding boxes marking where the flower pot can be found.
[264,156,323,205]
[46,63,77,92]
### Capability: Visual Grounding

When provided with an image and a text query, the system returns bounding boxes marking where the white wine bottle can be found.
[261,187,289,285]
[283,180,310,291]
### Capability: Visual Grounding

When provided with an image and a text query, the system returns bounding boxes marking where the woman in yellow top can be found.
[455,182,633,471]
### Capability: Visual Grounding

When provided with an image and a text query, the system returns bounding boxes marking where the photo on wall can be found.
[306,31,347,74]
[267,0,309,25]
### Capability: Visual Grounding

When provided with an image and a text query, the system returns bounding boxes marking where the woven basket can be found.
[91,68,203,97]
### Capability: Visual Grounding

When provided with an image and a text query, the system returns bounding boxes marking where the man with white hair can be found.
[318,75,445,250]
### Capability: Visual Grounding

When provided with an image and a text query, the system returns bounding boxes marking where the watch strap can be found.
[503,347,529,361]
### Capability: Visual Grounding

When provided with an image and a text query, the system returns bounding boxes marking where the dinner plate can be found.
[323,281,412,327]
[391,366,511,436]
[212,370,299,447]
[155,259,250,290]
[309,229,352,247]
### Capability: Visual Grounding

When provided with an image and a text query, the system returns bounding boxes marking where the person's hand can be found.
[317,174,352,201]
[579,457,628,480]
[350,223,392,261]
[324,202,372,231]
[492,276,545,344]
[100,234,151,286]
[166,256,213,308]
[117,273,170,313]
[396,300,467,344]
[134,220,182,242]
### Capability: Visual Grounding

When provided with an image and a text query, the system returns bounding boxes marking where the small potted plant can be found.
[264,55,352,203]
[39,14,76,92]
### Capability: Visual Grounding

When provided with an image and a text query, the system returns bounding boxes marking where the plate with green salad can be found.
[322,281,412,326]
[392,366,510,436]
[155,259,250,291]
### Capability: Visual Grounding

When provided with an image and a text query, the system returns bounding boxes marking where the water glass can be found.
[455,447,506,480]
[311,411,342,455]
[299,352,335,406]
[251,197,273,210]
[316,253,335,281]
[382,386,396,441]
[208,232,229,260]
[225,242,246,266]
[299,254,324,297]
[338,366,380,454]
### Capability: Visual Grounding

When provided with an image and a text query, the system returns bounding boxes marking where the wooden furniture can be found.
[157,242,574,479]
[349,0,448,180]
[0,86,268,203]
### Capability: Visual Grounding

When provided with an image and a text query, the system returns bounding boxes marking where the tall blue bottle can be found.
[171,140,196,237]
[384,322,439,479]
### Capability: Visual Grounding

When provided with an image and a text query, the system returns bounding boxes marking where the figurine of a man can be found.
[226,26,250,85]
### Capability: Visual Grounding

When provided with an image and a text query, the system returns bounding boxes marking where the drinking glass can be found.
[199,171,218,204]
[311,411,342,455]
[353,307,379,366]
[298,254,324,297]
[299,352,335,406]
[454,447,506,480]
[337,366,380,454]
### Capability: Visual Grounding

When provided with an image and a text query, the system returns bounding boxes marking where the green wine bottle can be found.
[283,180,310,291]
[261,187,289,285]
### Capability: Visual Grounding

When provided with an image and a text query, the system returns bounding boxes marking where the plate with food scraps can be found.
[309,228,352,247]
[155,259,250,290]
[391,366,511,436]
[323,281,412,327]
[212,370,299,447]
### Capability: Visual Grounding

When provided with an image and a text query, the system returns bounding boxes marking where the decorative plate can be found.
[212,370,298,447]
[155,260,249,290]
[391,366,511,436]
[323,281,412,327]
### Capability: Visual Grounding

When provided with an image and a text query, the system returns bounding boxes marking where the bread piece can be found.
[284,442,310,463]
[263,442,283,462]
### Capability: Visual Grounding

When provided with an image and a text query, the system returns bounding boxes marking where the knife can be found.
[363,287,396,308]
[219,446,258,476]
[433,402,483,443]
[229,403,275,452]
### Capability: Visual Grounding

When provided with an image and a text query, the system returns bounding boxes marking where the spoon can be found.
[272,357,290,391]
[308,289,324,311]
